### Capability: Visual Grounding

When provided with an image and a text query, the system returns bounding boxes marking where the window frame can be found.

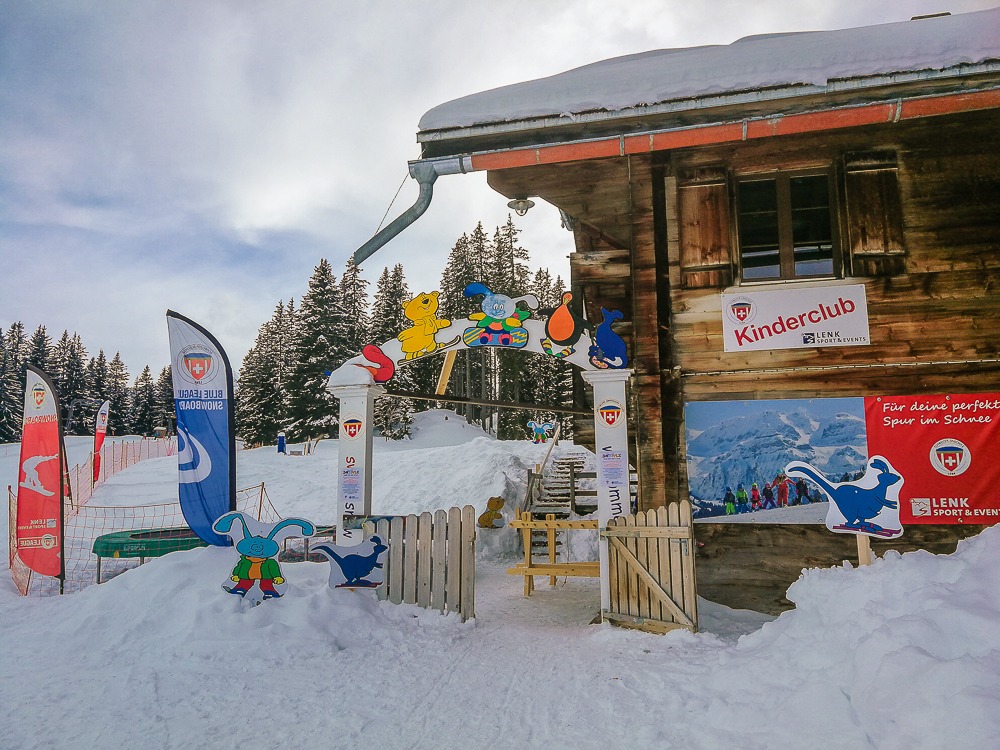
[732,166,842,285]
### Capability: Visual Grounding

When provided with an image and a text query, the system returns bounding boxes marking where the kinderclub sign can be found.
[722,284,870,352]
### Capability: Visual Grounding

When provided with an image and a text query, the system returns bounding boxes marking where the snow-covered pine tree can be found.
[50,331,92,435]
[340,258,370,358]
[285,259,345,441]
[128,366,156,436]
[153,366,174,434]
[370,263,417,439]
[236,301,297,446]
[0,334,22,442]
[106,353,130,435]
[87,350,109,406]
[27,325,52,372]
[3,322,27,435]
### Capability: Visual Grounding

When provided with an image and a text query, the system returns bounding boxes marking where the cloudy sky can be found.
[3,0,994,377]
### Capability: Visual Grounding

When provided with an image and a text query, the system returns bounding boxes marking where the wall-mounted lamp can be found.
[507,197,535,217]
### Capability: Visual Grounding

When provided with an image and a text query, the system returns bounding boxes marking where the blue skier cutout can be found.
[589,308,629,369]
[785,456,904,539]
[313,535,389,589]
[213,512,316,605]
[462,282,538,349]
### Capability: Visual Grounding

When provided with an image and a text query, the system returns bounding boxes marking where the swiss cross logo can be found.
[930,438,971,477]
[32,384,46,408]
[343,418,363,439]
[183,353,213,381]
[598,400,624,428]
[726,296,756,325]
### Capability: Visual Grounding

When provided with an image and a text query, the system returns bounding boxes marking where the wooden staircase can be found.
[536,455,598,515]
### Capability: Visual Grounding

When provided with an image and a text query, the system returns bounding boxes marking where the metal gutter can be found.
[351,156,472,266]
[355,84,999,264]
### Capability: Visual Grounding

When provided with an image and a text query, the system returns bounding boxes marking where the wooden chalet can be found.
[414,9,1000,513]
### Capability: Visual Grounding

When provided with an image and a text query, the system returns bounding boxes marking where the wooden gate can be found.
[602,503,698,633]
[371,506,476,622]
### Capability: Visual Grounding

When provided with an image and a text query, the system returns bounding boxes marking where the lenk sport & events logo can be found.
[175,345,216,385]
[32,383,46,408]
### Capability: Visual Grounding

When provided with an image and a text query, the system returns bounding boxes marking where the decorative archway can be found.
[325,283,631,610]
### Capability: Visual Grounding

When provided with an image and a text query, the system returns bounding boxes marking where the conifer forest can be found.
[0,217,576,445]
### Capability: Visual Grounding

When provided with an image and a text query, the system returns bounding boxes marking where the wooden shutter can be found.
[843,151,906,276]
[677,166,732,289]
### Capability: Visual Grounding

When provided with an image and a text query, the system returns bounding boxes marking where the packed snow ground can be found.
[2,410,999,749]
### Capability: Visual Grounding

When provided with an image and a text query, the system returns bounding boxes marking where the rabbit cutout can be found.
[213,512,316,605]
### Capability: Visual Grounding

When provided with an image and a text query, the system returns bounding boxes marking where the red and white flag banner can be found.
[92,400,110,484]
[15,365,64,578]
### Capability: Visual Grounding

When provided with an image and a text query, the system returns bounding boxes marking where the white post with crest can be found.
[581,369,632,611]
[331,383,383,547]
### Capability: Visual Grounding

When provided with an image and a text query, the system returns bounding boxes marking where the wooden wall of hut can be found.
[664,108,1000,399]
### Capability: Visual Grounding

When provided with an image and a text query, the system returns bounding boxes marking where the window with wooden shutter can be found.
[843,151,906,277]
[677,166,732,289]
[734,169,838,283]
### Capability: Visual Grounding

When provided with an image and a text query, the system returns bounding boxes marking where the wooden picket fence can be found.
[603,504,699,634]
[371,506,476,622]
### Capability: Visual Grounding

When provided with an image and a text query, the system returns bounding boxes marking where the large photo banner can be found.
[15,365,64,577]
[166,310,236,546]
[685,392,1000,525]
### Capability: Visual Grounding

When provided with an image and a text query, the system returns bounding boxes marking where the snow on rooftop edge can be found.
[419,7,1000,132]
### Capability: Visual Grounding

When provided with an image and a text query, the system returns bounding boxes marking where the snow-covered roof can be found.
[419,8,1000,134]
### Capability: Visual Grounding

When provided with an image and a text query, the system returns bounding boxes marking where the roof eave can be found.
[417,61,1000,152]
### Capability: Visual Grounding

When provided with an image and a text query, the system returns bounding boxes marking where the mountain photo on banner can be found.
[685,398,868,518]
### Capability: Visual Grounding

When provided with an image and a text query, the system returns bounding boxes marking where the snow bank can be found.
[3,410,999,748]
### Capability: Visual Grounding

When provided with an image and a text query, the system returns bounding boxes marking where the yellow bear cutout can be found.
[397,291,456,360]
[477,496,506,529]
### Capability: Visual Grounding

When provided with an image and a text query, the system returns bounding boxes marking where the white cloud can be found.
[2,0,995,371]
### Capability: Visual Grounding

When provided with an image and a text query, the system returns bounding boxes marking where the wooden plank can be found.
[431,509,448,612]
[601,610,693,635]
[510,519,599,530]
[388,516,404,605]
[679,500,698,630]
[546,513,557,587]
[507,563,600,577]
[602,526,690,538]
[435,350,458,395]
[608,517,621,619]
[461,504,476,621]
[446,506,461,614]
[626,514,642,619]
[375,518,390,602]
[417,512,433,608]
[635,511,652,622]
[608,536,694,628]
[403,513,418,605]
[667,503,685,626]
[655,508,672,623]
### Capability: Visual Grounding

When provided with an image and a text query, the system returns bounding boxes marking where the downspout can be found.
[352,155,474,266]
